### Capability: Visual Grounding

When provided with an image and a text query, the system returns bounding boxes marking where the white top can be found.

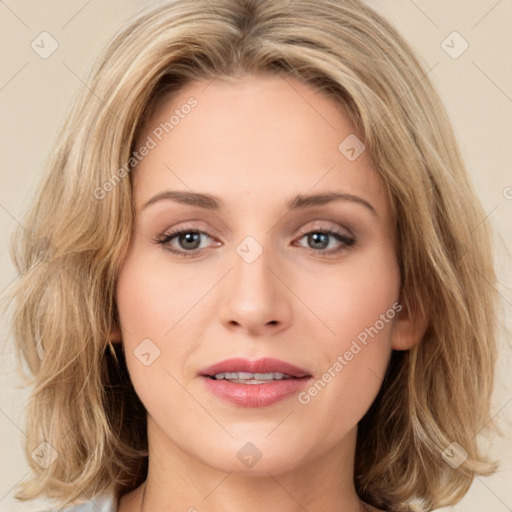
[41,493,118,512]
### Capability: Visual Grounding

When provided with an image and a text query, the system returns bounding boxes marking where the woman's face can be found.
[114,73,411,476]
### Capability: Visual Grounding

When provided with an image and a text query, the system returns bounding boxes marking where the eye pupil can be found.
[160,228,351,257]
[309,232,329,249]
[179,232,201,250]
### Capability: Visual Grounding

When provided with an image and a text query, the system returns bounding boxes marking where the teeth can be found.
[213,371,291,381]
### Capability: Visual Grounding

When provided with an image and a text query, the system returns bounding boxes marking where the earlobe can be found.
[110,323,123,344]
[391,297,428,351]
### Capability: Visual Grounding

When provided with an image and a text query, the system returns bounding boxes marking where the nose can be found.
[218,241,292,337]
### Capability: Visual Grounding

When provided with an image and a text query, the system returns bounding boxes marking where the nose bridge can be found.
[235,234,274,301]
[218,233,291,335]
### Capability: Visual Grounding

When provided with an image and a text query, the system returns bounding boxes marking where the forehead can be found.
[132,73,390,219]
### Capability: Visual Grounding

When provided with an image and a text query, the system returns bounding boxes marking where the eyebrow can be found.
[141,190,378,217]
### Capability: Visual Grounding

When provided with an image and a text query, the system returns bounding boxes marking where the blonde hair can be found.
[5,0,500,510]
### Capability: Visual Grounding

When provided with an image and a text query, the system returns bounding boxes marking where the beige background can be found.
[0,1,511,511]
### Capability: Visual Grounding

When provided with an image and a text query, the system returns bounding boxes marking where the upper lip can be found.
[199,357,311,378]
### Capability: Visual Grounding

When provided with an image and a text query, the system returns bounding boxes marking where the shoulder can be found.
[39,492,118,512]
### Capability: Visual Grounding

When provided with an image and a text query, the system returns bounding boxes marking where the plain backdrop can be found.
[0,1,511,511]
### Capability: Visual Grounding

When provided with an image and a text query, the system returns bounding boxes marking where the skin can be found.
[112,73,422,512]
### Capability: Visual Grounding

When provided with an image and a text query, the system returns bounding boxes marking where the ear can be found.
[391,295,428,351]
[110,322,123,344]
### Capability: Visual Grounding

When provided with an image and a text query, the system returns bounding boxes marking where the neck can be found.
[134,419,366,512]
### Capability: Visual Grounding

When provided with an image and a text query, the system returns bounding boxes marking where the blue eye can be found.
[296,229,355,254]
[155,228,213,257]
[154,226,355,258]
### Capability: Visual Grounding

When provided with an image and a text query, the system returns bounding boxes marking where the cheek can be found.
[114,243,214,404]
[115,243,205,340]
[295,246,400,415]
[114,246,179,398]
[299,243,400,346]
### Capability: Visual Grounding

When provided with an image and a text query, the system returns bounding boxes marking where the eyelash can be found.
[154,224,356,259]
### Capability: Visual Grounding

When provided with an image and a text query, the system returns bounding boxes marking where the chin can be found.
[193,437,312,476]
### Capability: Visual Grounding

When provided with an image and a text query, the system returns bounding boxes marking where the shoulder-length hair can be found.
[6,0,499,510]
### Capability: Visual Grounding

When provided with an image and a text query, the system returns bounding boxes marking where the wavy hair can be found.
[5,0,500,510]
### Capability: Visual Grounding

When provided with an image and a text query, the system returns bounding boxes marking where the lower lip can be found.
[200,376,312,407]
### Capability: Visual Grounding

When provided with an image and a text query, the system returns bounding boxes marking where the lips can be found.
[199,357,311,379]
[198,357,313,408]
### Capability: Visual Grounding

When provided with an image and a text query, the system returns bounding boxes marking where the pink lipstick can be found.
[198,357,312,408]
